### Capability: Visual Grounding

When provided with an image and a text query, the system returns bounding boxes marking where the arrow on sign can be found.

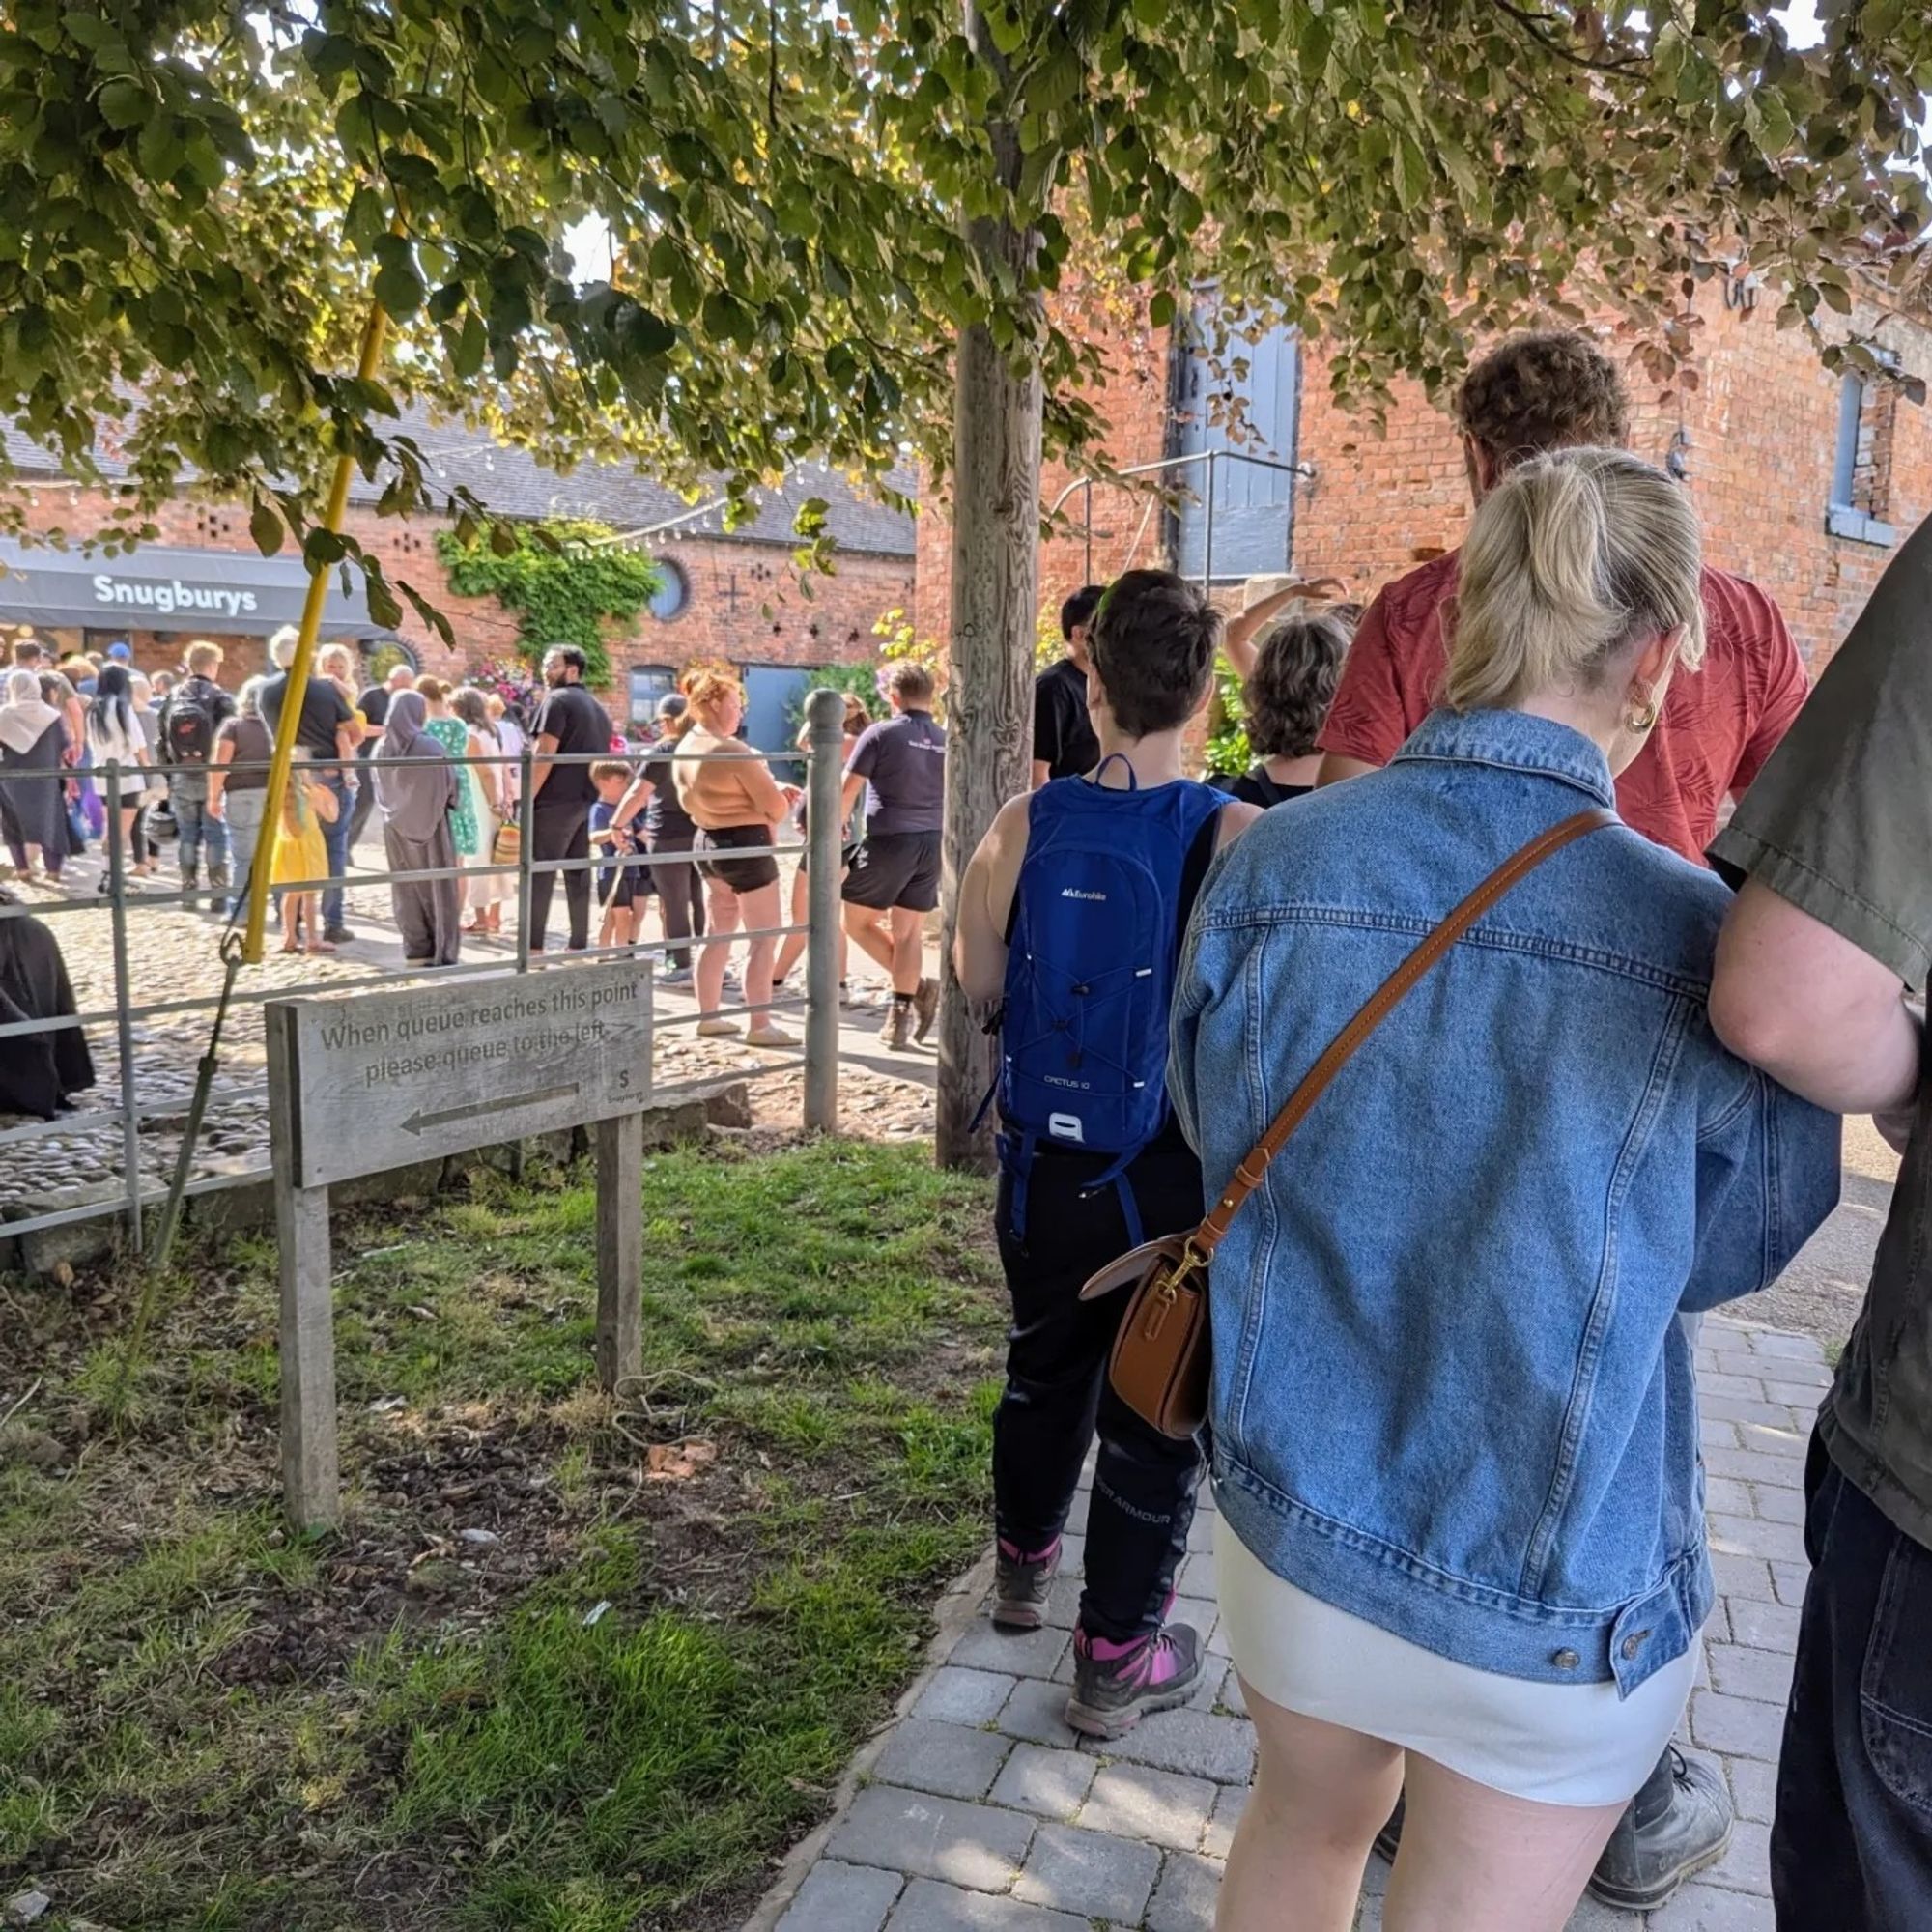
[400,1083,582,1137]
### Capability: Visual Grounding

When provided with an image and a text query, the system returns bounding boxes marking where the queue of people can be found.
[963,328,1927,1932]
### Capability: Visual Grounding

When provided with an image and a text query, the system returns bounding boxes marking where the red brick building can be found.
[918,274,1932,677]
[0,417,915,740]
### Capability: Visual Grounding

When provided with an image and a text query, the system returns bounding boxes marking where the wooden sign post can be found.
[265,962,653,1529]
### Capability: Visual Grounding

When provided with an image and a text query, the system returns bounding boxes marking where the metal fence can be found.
[0,688,854,1251]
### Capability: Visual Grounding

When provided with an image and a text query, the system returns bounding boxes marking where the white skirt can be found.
[1215,1519,1698,1807]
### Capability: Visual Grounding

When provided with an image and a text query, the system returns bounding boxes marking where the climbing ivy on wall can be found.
[435,519,663,690]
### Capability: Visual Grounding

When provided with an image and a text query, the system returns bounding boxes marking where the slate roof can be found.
[2,412,917,557]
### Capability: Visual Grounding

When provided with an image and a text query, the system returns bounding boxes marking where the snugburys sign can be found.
[91,570,260,621]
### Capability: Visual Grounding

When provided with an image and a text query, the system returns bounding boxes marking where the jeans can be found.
[993,1141,1205,1643]
[223,789,267,919]
[172,783,229,881]
[320,772,351,929]
[1772,1432,1932,1929]
[649,831,707,969]
[529,800,591,951]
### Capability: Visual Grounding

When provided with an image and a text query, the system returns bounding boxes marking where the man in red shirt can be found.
[1316,331,1809,866]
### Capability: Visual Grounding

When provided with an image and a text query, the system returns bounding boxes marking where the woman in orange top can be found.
[673,671,797,1047]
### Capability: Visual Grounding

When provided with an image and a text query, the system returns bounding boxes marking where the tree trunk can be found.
[935,3,1042,1173]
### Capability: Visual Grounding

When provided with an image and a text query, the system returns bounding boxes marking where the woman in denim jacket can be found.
[1170,448,1840,1932]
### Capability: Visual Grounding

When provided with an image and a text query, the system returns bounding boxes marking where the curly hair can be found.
[683,668,744,719]
[1243,611,1351,760]
[1455,332,1631,469]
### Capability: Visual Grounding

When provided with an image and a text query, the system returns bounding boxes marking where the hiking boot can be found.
[325,924,356,944]
[881,998,912,1051]
[179,856,199,907]
[1065,1623,1203,1739]
[1588,1747,1732,1912]
[911,975,939,1043]
[992,1538,1062,1631]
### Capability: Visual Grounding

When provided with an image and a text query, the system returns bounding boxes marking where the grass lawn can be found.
[0,1138,1003,1932]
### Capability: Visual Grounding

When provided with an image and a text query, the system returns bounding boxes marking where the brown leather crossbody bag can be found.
[1079,808,1618,1440]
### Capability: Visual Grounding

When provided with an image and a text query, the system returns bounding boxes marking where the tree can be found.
[3,0,1928,1151]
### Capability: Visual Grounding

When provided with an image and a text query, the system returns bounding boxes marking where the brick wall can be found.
[916,287,1932,680]
[914,318,1176,654]
[1292,293,1932,672]
[1,483,913,696]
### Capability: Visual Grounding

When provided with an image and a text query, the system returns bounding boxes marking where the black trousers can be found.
[1772,1431,1932,1930]
[348,744,380,851]
[649,831,706,969]
[528,801,591,952]
[993,1142,1204,1644]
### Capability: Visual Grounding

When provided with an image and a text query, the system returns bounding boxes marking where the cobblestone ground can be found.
[1,838,935,1228]
[753,1317,1833,1932]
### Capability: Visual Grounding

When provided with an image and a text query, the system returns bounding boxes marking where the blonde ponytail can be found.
[1444,447,1705,714]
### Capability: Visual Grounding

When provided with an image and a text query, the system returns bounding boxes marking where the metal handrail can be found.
[0,701,862,1248]
[1046,446,1317,589]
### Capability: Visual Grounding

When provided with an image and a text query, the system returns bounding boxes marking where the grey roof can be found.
[2,412,917,557]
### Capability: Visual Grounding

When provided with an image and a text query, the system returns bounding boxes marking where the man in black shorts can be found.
[841,662,945,1050]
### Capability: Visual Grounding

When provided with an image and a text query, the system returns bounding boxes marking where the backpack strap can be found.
[1176,806,1219,939]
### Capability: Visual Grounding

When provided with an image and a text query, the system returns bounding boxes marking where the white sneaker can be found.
[696,1016,741,1037]
[745,1023,796,1048]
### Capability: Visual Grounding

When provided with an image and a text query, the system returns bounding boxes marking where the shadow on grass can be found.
[0,1137,1002,1932]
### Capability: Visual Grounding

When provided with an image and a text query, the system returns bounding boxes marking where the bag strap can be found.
[1190,807,1618,1264]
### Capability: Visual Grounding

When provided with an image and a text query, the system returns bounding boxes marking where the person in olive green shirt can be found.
[1708,516,1931,1930]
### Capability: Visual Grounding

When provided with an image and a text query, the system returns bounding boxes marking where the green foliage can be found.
[784,661,886,738]
[0,1141,1003,1930]
[435,520,662,689]
[1204,664,1250,777]
[2,0,1925,583]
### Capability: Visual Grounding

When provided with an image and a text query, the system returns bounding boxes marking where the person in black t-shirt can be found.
[1032,582,1106,787]
[611,693,707,980]
[526,644,613,952]
[1206,609,1352,810]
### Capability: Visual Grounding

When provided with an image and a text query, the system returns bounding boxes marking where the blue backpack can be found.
[984,762,1226,1244]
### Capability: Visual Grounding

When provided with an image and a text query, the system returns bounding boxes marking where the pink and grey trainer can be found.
[992,1537,1062,1630]
[1065,1623,1203,1737]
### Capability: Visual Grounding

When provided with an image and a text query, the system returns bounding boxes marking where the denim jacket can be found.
[1171,709,1840,1694]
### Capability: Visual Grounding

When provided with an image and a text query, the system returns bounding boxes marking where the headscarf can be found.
[373,688,457,841]
[0,668,60,756]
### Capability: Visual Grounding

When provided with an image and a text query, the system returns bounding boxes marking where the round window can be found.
[649,560,690,621]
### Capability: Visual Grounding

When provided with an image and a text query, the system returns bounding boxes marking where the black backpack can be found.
[162,678,221,765]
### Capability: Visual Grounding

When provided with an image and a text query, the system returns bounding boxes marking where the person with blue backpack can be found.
[954,568,1264,1737]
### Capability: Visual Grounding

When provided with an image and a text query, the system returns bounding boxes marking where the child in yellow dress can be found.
[271,753,339,954]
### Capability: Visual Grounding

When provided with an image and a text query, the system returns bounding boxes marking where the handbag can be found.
[492,820,521,868]
[1078,808,1618,1440]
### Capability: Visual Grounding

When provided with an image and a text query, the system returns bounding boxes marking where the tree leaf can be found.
[97,79,150,130]
[249,500,284,556]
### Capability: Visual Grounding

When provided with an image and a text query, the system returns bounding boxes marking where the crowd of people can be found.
[0,627,956,1045]
[967,329,1928,1932]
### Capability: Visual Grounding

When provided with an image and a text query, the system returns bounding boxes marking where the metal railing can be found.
[0,688,854,1250]
[1048,446,1317,591]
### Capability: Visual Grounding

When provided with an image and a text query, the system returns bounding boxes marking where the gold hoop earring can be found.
[1625,696,1659,734]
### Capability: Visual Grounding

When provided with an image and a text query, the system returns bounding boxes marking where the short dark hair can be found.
[1243,611,1352,760]
[1060,583,1107,642]
[546,644,589,678]
[1456,332,1631,469]
[1088,569,1219,739]
[887,661,934,705]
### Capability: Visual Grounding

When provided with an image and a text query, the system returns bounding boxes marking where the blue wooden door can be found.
[743,664,810,781]
[1173,311,1300,582]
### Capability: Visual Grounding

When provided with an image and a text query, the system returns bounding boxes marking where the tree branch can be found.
[1489,0,1646,73]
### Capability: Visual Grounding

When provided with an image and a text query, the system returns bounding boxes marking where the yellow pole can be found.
[242,298,393,962]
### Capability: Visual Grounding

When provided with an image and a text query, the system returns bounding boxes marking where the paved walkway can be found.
[752,1315,1831,1932]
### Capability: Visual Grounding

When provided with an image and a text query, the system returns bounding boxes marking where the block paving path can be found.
[750,1314,1832,1932]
